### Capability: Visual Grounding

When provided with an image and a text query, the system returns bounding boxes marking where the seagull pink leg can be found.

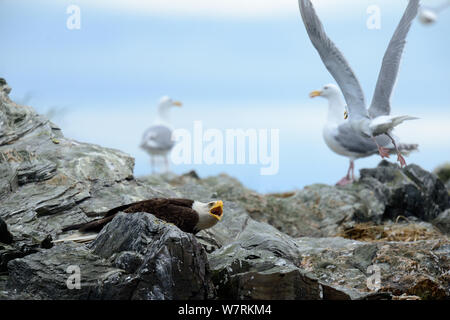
[372,136,390,159]
[386,133,407,168]
[350,160,355,180]
[397,154,406,167]
[336,160,354,186]
[151,156,155,174]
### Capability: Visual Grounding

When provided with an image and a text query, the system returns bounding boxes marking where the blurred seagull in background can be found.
[299,0,420,171]
[140,96,182,173]
[310,84,418,185]
[418,0,450,25]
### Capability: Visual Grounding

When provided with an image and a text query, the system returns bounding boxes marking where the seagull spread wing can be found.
[369,0,419,118]
[298,0,368,117]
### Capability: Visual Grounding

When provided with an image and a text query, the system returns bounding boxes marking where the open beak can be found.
[309,90,322,98]
[172,101,183,107]
[209,200,223,221]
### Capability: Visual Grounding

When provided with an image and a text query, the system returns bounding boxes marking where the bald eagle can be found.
[55,198,223,243]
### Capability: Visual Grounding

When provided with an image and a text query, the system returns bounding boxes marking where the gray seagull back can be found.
[140,125,175,152]
[335,122,391,156]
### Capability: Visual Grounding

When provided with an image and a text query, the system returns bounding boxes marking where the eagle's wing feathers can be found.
[61,198,199,235]
[122,198,198,233]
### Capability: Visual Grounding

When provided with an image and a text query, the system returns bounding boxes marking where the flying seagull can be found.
[418,0,450,25]
[55,198,224,243]
[310,84,418,185]
[140,96,182,173]
[298,0,420,168]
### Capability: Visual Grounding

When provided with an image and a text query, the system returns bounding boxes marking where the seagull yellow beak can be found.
[309,90,322,98]
[209,200,223,221]
[172,101,183,107]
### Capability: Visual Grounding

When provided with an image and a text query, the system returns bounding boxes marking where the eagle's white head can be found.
[192,200,224,231]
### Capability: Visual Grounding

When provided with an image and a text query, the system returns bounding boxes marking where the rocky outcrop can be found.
[359,162,449,222]
[140,161,450,239]
[193,193,448,300]
[6,243,127,299]
[5,213,214,300]
[0,78,175,241]
[90,213,215,299]
[0,78,449,300]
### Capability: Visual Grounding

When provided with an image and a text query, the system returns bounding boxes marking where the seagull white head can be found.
[309,84,341,99]
[159,96,182,108]
[157,96,182,123]
[310,84,348,120]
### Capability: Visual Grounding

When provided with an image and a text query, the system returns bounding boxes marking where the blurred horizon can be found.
[1,0,449,193]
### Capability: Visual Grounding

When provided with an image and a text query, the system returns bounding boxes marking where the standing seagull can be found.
[298,0,420,168]
[140,96,182,173]
[310,84,418,185]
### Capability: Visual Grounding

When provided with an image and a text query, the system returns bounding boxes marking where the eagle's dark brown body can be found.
[63,198,200,234]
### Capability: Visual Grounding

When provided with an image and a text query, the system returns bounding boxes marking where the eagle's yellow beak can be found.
[209,200,223,221]
[172,101,183,107]
[309,90,322,98]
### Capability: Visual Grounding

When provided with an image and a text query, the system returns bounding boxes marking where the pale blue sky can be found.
[1,0,449,192]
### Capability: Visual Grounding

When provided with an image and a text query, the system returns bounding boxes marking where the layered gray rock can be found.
[5,213,214,300]
[195,200,448,300]
[90,213,215,299]
[6,243,130,299]
[0,78,189,299]
[0,78,175,241]
[0,235,43,273]
[141,162,449,239]
[359,161,449,222]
